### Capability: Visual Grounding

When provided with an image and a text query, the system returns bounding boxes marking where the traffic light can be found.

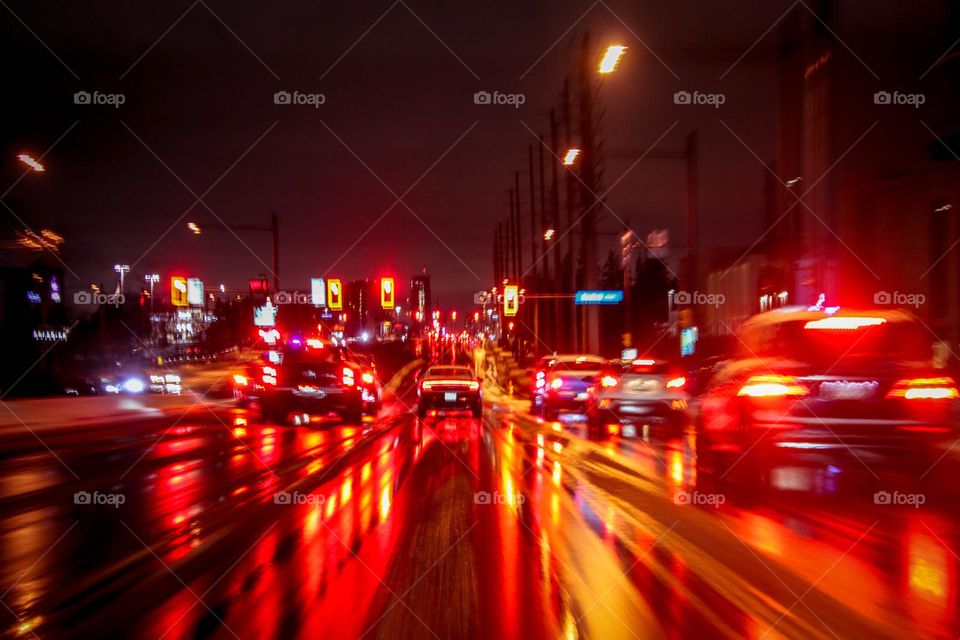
[380,277,395,309]
[503,285,519,317]
[171,277,188,307]
[327,279,343,310]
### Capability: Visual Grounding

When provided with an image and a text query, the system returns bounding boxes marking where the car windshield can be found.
[278,348,344,365]
[426,367,473,379]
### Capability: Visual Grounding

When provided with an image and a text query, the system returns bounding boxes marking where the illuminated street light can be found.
[562,148,580,166]
[17,153,45,172]
[144,274,159,311]
[598,45,627,74]
[187,222,202,235]
[543,229,555,240]
[114,264,130,293]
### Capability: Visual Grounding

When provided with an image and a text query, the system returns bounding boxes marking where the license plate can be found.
[819,381,878,400]
[444,392,457,402]
[575,392,587,401]
[622,424,637,437]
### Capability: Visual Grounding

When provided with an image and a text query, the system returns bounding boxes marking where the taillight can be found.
[666,376,686,389]
[550,377,563,390]
[342,367,356,387]
[600,375,619,388]
[361,372,375,385]
[421,381,433,391]
[804,316,886,330]
[468,381,480,391]
[738,375,808,398]
[887,377,959,400]
[261,365,277,386]
[233,374,249,387]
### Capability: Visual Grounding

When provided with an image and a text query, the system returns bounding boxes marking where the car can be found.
[530,355,558,415]
[417,365,482,418]
[540,354,607,420]
[351,353,383,414]
[255,341,367,425]
[698,308,958,480]
[586,358,691,436]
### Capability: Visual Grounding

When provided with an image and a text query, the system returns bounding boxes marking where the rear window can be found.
[628,361,671,375]
[739,318,931,368]
[427,367,473,379]
[552,358,605,372]
[278,348,344,365]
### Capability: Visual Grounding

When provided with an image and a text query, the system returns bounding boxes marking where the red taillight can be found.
[261,366,277,386]
[233,374,249,387]
[550,377,563,390]
[468,381,480,391]
[804,316,886,330]
[342,367,356,387]
[666,376,686,389]
[361,372,375,385]
[600,375,619,389]
[738,375,808,398]
[887,377,959,400]
[421,381,433,391]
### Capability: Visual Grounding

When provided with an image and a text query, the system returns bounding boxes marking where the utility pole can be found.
[507,188,516,279]
[685,131,699,297]
[528,145,539,282]
[577,32,600,355]
[514,171,523,279]
[550,109,563,351]
[561,79,578,351]
[271,212,280,292]
[493,227,501,284]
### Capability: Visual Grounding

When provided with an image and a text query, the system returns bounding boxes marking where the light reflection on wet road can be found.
[1,387,959,639]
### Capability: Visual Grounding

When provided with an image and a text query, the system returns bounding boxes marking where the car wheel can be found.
[341,407,364,424]
[472,403,482,418]
[417,403,428,419]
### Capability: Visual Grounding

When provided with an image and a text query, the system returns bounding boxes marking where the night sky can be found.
[0,1,948,308]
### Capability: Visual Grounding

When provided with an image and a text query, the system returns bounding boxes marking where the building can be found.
[409,273,431,329]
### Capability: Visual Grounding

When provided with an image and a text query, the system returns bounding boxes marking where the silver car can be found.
[586,359,691,436]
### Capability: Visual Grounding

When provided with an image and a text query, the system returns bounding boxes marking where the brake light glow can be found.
[361,372,375,385]
[342,367,356,387]
[738,375,808,398]
[233,374,249,387]
[550,377,564,390]
[804,316,886,330]
[633,359,656,366]
[421,379,479,390]
[666,376,686,389]
[600,375,619,388]
[306,338,324,349]
[887,377,959,400]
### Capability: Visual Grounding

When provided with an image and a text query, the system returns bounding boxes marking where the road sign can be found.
[327,279,342,310]
[574,290,624,304]
[187,278,204,306]
[171,277,188,307]
[380,277,395,309]
[310,278,326,307]
[503,285,519,316]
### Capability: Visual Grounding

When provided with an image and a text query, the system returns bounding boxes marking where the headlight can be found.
[122,378,145,393]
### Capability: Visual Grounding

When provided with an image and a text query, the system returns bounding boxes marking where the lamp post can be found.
[186,213,280,290]
[114,264,130,293]
[145,274,159,312]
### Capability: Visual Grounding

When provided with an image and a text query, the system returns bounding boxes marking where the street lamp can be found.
[16,153,45,172]
[598,45,627,74]
[144,274,159,311]
[114,264,130,293]
[185,214,280,290]
[562,148,581,166]
[543,229,555,240]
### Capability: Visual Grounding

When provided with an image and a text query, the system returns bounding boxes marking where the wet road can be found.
[2,372,960,639]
